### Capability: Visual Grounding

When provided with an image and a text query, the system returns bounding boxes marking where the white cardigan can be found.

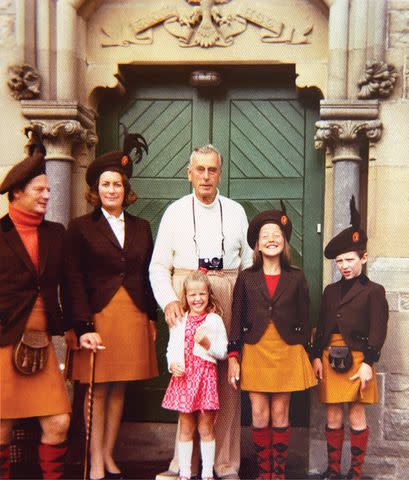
[166,312,228,371]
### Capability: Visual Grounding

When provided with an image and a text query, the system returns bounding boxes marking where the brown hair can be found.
[85,171,137,208]
[251,226,292,270]
[179,270,223,316]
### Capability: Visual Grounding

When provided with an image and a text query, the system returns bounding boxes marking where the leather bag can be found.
[328,345,353,373]
[13,330,50,375]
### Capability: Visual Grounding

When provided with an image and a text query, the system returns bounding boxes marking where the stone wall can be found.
[0,0,27,215]
[373,4,409,472]
[309,2,409,478]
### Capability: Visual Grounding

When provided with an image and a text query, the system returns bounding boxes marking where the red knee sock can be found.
[271,426,290,480]
[252,426,271,480]
[347,427,369,480]
[38,441,67,479]
[324,425,344,477]
[0,444,10,479]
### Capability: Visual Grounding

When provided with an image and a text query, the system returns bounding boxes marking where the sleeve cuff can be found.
[363,345,380,365]
[75,321,95,337]
[311,344,323,359]
[227,340,242,354]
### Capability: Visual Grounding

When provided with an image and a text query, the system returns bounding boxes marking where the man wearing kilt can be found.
[312,197,389,480]
[0,131,74,479]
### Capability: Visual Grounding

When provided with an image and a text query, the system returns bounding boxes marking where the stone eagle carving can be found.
[182,0,232,47]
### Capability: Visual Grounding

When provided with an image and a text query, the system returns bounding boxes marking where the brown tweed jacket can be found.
[0,214,66,346]
[312,274,389,363]
[64,209,157,335]
[229,265,311,351]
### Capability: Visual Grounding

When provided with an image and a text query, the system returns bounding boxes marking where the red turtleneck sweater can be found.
[8,203,43,271]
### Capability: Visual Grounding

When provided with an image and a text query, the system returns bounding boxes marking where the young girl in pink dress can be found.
[162,270,228,480]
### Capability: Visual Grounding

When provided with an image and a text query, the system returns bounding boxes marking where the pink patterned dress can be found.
[162,313,219,413]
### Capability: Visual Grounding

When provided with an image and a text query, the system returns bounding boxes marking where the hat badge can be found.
[121,155,129,166]
[352,231,360,243]
[281,215,288,226]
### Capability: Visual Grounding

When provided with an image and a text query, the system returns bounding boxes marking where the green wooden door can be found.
[96,69,324,424]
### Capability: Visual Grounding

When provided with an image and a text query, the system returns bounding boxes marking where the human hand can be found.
[79,332,104,353]
[164,301,184,327]
[170,362,185,377]
[150,320,157,342]
[64,328,79,351]
[194,327,210,350]
[349,362,373,390]
[228,356,240,390]
[312,358,323,381]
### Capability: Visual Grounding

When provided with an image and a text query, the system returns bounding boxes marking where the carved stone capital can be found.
[358,61,398,99]
[315,100,382,160]
[20,101,98,161]
[315,119,383,154]
[30,120,98,147]
[7,64,41,100]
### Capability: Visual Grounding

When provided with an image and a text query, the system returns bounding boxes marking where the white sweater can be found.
[166,312,228,371]
[149,191,253,310]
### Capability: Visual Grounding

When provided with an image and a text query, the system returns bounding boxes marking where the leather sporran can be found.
[328,345,353,373]
[13,330,50,375]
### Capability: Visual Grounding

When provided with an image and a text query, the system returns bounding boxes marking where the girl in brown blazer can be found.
[312,197,388,480]
[65,135,158,480]
[228,206,317,480]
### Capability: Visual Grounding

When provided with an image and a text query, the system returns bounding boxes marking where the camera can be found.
[198,257,223,270]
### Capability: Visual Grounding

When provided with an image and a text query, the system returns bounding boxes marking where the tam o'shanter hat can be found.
[0,126,47,195]
[86,125,148,186]
[324,195,368,259]
[247,200,293,249]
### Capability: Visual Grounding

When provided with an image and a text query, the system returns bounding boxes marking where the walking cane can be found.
[83,349,96,480]
[83,345,105,480]
[63,347,72,381]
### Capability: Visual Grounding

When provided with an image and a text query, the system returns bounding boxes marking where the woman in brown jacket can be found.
[65,135,158,480]
[312,197,388,480]
[228,206,317,480]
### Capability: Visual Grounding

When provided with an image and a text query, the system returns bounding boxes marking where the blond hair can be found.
[179,270,223,316]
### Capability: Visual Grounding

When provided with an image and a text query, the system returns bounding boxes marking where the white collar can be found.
[101,208,124,221]
[192,189,220,208]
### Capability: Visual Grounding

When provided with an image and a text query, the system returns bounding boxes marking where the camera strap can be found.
[192,196,225,258]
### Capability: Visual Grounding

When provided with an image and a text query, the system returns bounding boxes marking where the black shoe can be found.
[319,469,344,480]
[105,471,124,479]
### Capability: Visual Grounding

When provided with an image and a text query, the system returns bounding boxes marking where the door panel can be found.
[96,70,324,424]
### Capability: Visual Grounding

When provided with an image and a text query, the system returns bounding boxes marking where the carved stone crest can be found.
[358,61,398,99]
[101,0,313,48]
[7,64,41,100]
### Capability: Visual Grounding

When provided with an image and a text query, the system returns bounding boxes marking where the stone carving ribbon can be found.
[101,0,313,48]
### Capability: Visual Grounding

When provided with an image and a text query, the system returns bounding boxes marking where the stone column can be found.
[36,0,56,100]
[328,0,349,98]
[369,0,387,62]
[315,100,382,273]
[56,0,78,101]
[21,101,97,227]
[348,0,369,99]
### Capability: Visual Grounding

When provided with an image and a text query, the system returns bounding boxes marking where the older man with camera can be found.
[149,144,252,480]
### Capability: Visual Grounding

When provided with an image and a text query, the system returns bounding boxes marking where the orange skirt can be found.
[71,287,158,384]
[0,296,71,419]
[318,334,378,404]
[241,322,317,393]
